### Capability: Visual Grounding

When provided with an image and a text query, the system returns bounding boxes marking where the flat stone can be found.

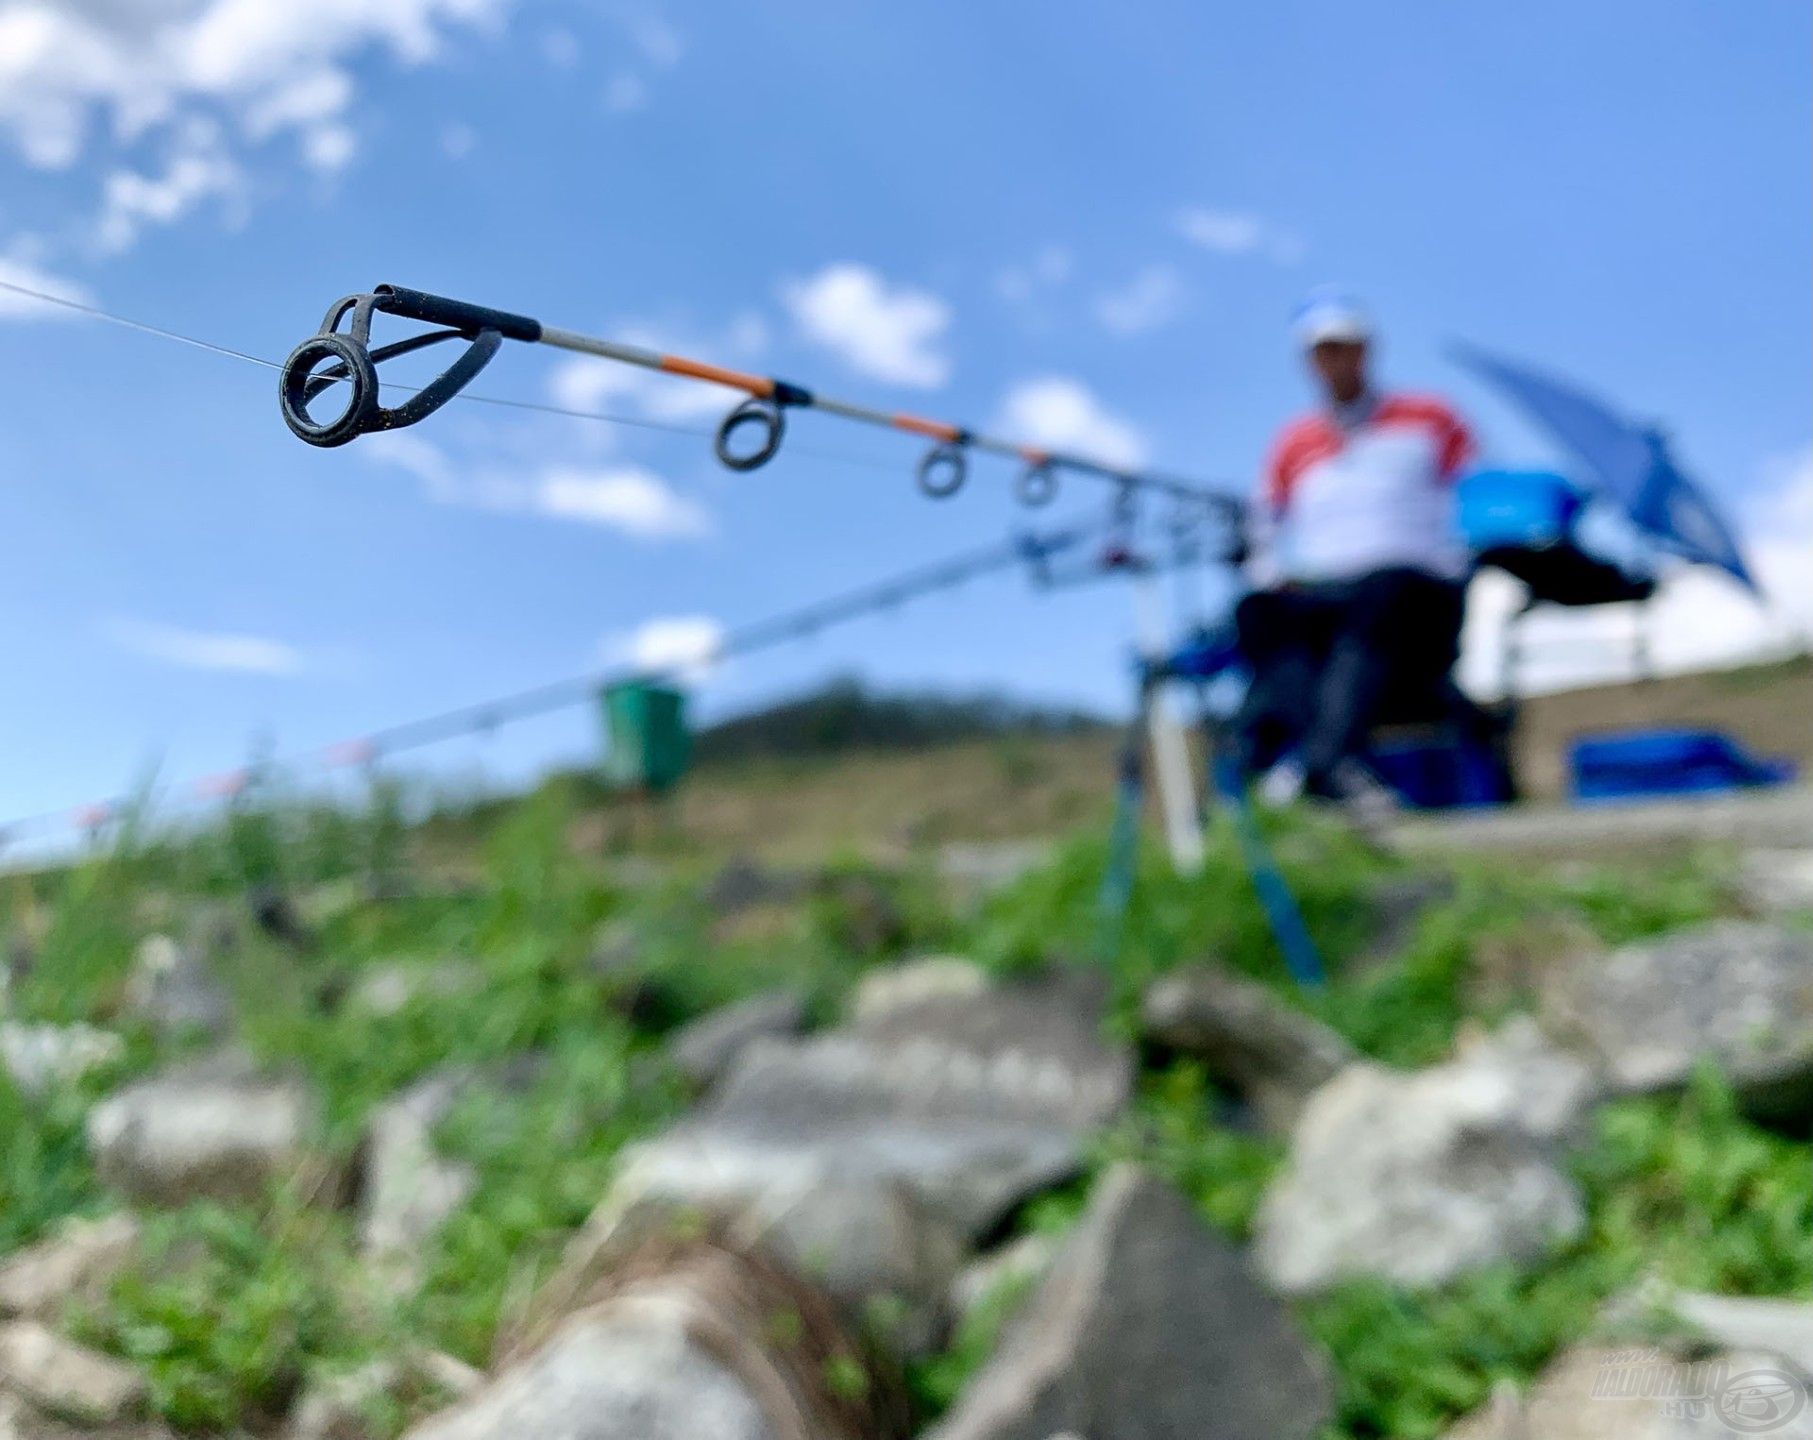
[667,990,808,1092]
[359,1074,477,1287]
[1141,964,1356,1133]
[413,1243,906,1440]
[287,1352,484,1440]
[0,1391,171,1439]
[624,969,1131,1244]
[86,1055,320,1206]
[936,841,1055,908]
[0,1322,146,1427]
[949,1232,1058,1329]
[347,961,483,1019]
[1448,1015,1600,1143]
[123,936,232,1041]
[1539,920,1813,1122]
[850,957,990,1025]
[1255,1052,1586,1295]
[0,1215,140,1319]
[928,1165,1332,1440]
[704,857,808,917]
[1356,873,1456,972]
[1743,850,1813,916]
[1666,1293,1813,1381]
[0,1024,123,1099]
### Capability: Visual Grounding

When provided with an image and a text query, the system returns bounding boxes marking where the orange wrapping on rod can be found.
[892,413,961,443]
[659,354,774,396]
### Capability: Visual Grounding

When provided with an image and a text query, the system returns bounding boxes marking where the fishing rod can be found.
[0,516,1107,848]
[277,283,1248,525]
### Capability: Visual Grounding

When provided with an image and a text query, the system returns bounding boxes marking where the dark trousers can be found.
[1233,567,1465,793]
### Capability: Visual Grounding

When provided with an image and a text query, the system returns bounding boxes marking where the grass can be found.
[0,768,1801,1438]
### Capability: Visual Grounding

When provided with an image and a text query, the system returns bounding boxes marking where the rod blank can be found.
[279,282,1246,524]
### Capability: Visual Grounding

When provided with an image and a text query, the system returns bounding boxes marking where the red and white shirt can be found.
[1252,392,1476,585]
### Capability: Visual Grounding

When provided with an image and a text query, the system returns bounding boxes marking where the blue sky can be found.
[0,0,1808,826]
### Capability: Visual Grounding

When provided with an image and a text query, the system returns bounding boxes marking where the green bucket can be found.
[599,681,692,793]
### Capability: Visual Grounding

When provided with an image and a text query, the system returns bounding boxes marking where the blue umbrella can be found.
[1455,345,1758,593]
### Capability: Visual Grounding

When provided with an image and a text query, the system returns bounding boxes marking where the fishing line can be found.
[270,281,1248,523]
[0,515,1110,845]
[0,278,936,480]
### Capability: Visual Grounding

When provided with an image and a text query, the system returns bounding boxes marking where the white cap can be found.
[1292,287,1372,348]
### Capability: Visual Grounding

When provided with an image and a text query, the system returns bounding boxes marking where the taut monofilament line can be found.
[277,283,1246,526]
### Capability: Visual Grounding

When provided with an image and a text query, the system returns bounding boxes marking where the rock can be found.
[412,1239,910,1440]
[619,969,1131,1244]
[1442,1343,1813,1438]
[86,1054,322,1205]
[287,1360,400,1440]
[1357,872,1456,972]
[1663,1292,1813,1381]
[850,957,989,1024]
[584,923,673,1030]
[123,936,232,1041]
[1448,1015,1600,1143]
[511,971,1130,1365]
[249,884,316,952]
[667,990,808,1092]
[928,1165,1332,1440]
[0,1391,170,1440]
[517,1172,964,1363]
[1539,921,1813,1122]
[347,962,480,1019]
[359,1074,478,1286]
[0,1322,146,1427]
[1255,1054,1585,1295]
[1140,964,1357,1133]
[1743,850,1813,916]
[812,871,907,956]
[949,1233,1057,1328]
[703,857,808,917]
[0,1024,123,1098]
[411,1352,483,1403]
[288,1352,484,1440]
[0,1215,140,1319]
[936,841,1055,909]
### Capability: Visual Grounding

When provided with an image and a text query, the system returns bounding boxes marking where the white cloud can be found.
[602,72,650,114]
[1176,206,1304,265]
[0,255,95,320]
[782,263,952,389]
[94,120,243,252]
[361,430,457,498]
[540,26,579,69]
[607,614,724,681]
[626,14,683,68]
[105,618,304,676]
[301,122,356,172]
[545,312,768,424]
[241,67,352,138]
[1460,445,1813,695]
[440,120,475,158]
[1094,263,1186,337]
[994,377,1149,471]
[363,435,712,541]
[0,0,503,243]
[533,466,711,539]
[996,245,1072,305]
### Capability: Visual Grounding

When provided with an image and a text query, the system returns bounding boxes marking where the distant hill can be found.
[693,677,1108,765]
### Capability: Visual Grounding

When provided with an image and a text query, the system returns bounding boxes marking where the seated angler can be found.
[1235,289,1477,805]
